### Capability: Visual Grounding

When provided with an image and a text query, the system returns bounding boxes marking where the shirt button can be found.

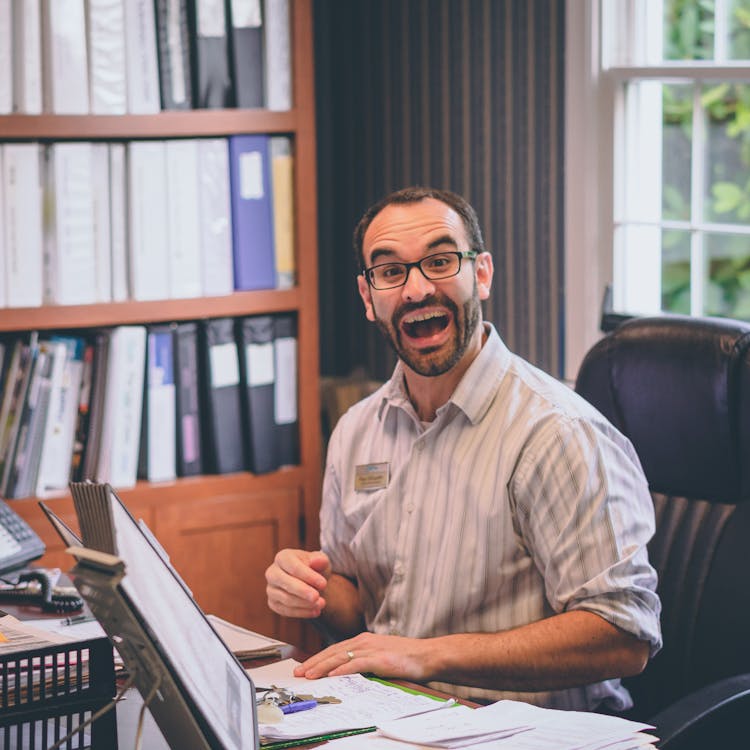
[405,503,414,513]
[393,562,404,580]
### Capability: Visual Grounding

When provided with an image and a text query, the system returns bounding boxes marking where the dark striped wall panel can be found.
[315,0,565,380]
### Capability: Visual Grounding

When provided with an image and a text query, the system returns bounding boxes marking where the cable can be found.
[44,670,137,750]
[134,676,161,750]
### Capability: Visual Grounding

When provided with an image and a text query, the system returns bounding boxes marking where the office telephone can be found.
[0,497,45,574]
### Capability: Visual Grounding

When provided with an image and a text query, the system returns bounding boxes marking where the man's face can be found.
[357,198,493,377]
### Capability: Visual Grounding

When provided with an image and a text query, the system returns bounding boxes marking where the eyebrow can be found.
[367,235,459,265]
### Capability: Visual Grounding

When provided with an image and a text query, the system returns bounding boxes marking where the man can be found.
[265,187,661,711]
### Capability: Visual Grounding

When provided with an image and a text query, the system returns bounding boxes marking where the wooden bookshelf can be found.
[2,0,321,649]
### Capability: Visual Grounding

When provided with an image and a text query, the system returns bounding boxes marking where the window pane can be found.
[703,82,750,224]
[705,231,750,317]
[663,84,693,220]
[664,0,715,60]
[662,229,692,312]
[729,0,750,60]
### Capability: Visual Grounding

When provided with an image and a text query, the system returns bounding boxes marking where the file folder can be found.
[274,314,299,467]
[198,317,245,474]
[227,0,264,108]
[187,0,233,108]
[236,315,279,475]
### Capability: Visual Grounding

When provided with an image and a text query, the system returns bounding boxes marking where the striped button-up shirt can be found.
[320,324,661,711]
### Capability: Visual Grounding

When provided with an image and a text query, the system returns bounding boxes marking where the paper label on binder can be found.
[210,343,240,388]
[239,151,264,199]
[246,343,274,386]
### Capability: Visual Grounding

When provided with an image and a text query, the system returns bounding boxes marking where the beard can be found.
[373,283,482,377]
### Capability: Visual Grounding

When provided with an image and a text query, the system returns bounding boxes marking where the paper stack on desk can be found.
[327,698,658,749]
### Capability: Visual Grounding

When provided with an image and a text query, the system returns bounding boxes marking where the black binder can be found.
[174,322,204,476]
[154,0,193,110]
[198,318,245,474]
[226,0,264,108]
[236,316,279,475]
[187,0,234,108]
[273,314,299,467]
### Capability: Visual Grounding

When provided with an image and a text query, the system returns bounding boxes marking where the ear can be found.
[357,274,377,321]
[475,252,494,301]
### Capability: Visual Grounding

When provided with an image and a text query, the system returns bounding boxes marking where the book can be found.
[228,134,276,291]
[187,0,233,108]
[127,140,169,301]
[274,314,298,467]
[270,136,295,289]
[41,0,90,114]
[123,0,160,113]
[12,0,43,114]
[236,315,279,475]
[198,138,234,296]
[0,2,11,114]
[70,339,96,482]
[42,142,98,305]
[173,322,203,476]
[85,0,127,114]
[96,326,147,489]
[263,0,291,111]
[227,0,264,108]
[198,317,244,474]
[80,331,110,481]
[139,325,177,483]
[166,139,202,299]
[0,148,5,307]
[0,338,32,488]
[2,144,44,307]
[109,143,129,302]
[36,336,86,497]
[154,0,192,110]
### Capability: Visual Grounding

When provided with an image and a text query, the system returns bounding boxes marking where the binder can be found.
[198,317,245,474]
[187,0,233,108]
[2,144,43,308]
[198,138,234,296]
[139,325,177,483]
[123,0,161,113]
[12,0,42,114]
[127,141,169,301]
[0,3,11,114]
[263,0,291,110]
[273,314,299,467]
[41,0,90,114]
[91,143,113,302]
[81,331,111,481]
[70,338,97,482]
[85,0,127,114]
[236,316,279,475]
[228,134,276,291]
[154,0,192,110]
[173,322,203,476]
[165,139,202,299]
[227,0,264,109]
[270,136,295,289]
[109,143,129,302]
[0,148,5,307]
[42,142,98,305]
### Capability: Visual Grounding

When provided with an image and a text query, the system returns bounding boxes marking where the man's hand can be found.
[265,548,331,619]
[293,632,433,682]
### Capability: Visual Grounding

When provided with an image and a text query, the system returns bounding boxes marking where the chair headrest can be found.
[575,315,750,503]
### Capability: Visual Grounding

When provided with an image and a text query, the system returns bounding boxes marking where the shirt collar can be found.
[376,323,512,425]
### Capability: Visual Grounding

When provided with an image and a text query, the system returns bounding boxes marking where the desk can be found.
[1,599,464,749]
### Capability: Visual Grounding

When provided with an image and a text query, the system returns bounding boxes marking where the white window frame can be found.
[564,0,750,380]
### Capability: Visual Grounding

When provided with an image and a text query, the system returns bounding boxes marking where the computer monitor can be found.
[59,483,258,750]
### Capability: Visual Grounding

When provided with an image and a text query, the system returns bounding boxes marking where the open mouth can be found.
[401,310,450,340]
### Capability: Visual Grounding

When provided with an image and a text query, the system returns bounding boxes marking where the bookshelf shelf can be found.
[3,0,321,648]
[0,289,301,331]
[0,109,298,140]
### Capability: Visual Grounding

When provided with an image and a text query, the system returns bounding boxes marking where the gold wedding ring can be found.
[346,649,355,661]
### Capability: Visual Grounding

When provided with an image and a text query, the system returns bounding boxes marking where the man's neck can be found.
[402,324,488,422]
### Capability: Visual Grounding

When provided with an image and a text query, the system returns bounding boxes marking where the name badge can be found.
[354,462,390,491]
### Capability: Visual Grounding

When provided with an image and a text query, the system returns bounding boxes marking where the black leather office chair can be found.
[575,314,750,750]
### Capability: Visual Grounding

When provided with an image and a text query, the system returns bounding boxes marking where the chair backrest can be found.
[575,315,750,719]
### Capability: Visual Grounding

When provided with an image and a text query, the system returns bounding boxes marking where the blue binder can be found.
[228,134,276,291]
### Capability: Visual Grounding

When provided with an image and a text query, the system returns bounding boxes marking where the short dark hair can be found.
[353,187,486,270]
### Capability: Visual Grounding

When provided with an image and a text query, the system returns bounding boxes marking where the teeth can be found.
[403,311,445,324]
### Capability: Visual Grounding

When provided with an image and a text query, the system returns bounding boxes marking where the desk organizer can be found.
[0,636,115,718]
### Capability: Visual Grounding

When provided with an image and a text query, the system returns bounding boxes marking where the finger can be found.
[274,550,329,591]
[266,585,325,618]
[296,645,362,679]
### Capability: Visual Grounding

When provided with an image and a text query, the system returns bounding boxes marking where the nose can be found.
[401,263,435,302]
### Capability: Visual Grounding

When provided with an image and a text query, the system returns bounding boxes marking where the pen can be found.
[280,700,317,715]
[60,614,96,626]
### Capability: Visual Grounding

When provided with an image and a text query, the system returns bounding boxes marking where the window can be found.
[564,0,750,377]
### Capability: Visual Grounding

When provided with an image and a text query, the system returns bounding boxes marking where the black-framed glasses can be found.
[362,250,478,290]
